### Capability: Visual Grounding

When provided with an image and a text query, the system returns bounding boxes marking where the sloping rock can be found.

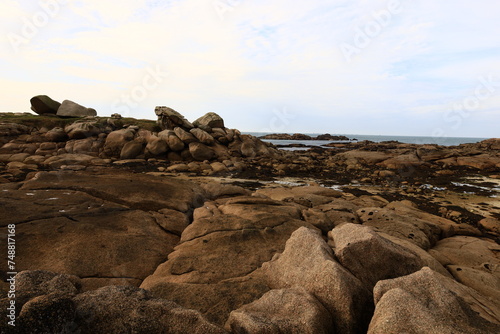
[159,130,184,152]
[260,227,373,334]
[174,126,197,144]
[42,154,104,168]
[356,207,441,250]
[57,100,97,117]
[145,136,169,156]
[369,267,500,333]
[141,197,314,325]
[193,112,225,132]
[226,288,334,334]
[30,95,61,115]
[330,223,424,290]
[190,128,215,145]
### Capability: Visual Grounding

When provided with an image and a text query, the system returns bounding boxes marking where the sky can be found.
[1,0,499,137]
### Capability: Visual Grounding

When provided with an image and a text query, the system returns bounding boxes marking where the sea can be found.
[244,132,489,150]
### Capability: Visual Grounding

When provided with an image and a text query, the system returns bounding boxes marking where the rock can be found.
[377,153,423,169]
[189,142,216,161]
[159,130,185,152]
[193,112,225,132]
[190,128,215,145]
[167,163,190,172]
[42,154,104,168]
[330,223,424,290]
[226,288,334,334]
[155,106,194,130]
[145,136,169,156]
[120,140,144,159]
[103,128,135,157]
[150,208,190,236]
[260,227,373,334]
[64,121,103,140]
[72,286,226,333]
[356,207,440,250]
[16,293,76,333]
[174,126,197,144]
[141,196,313,325]
[302,208,334,234]
[30,95,61,115]
[44,127,68,142]
[0,123,30,138]
[369,267,500,333]
[479,217,500,236]
[57,100,97,117]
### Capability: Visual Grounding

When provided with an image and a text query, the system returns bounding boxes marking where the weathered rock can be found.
[57,100,97,117]
[42,153,104,168]
[120,140,144,159]
[369,267,500,333]
[330,223,424,290]
[260,227,373,334]
[64,121,102,140]
[103,128,135,157]
[30,95,61,115]
[193,112,225,132]
[145,136,169,156]
[226,288,334,334]
[190,128,215,145]
[174,126,197,144]
[155,106,194,130]
[141,197,313,325]
[189,142,216,161]
[356,207,441,250]
[159,130,185,152]
[72,286,226,333]
[44,127,68,142]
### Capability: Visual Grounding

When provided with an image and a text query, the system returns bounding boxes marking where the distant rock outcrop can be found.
[259,133,350,141]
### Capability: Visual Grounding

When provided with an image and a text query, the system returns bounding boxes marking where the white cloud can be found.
[0,0,499,137]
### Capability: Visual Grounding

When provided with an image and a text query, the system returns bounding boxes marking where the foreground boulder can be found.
[369,267,500,333]
[226,288,333,334]
[56,100,97,117]
[260,227,373,334]
[30,95,61,115]
[330,223,424,290]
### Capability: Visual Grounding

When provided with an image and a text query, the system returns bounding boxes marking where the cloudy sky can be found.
[1,0,499,137]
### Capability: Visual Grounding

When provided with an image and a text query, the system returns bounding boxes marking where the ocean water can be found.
[244,132,489,147]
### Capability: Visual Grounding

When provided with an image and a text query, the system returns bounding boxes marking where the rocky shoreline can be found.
[1,102,499,333]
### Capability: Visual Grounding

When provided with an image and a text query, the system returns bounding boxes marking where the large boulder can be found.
[226,288,333,334]
[330,223,424,290]
[193,112,225,132]
[159,130,185,152]
[56,100,97,117]
[189,142,216,161]
[190,128,215,145]
[44,127,68,142]
[30,95,61,115]
[72,286,226,333]
[103,128,135,157]
[368,267,500,333]
[64,121,103,140]
[260,227,373,334]
[155,106,194,130]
